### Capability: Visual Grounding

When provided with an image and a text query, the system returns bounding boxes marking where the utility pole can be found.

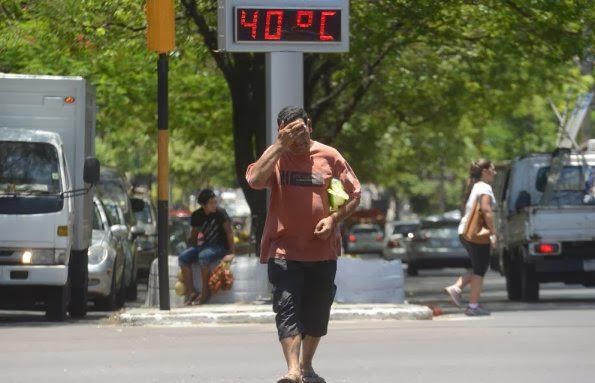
[146,0,175,310]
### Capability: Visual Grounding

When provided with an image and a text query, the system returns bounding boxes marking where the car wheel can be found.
[126,255,138,301]
[116,269,127,309]
[95,272,118,311]
[504,250,522,301]
[407,262,418,276]
[126,277,138,301]
[521,256,539,302]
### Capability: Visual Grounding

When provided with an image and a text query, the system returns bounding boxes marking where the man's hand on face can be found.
[277,119,308,149]
[314,216,335,240]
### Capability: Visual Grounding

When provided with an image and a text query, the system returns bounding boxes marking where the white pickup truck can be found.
[492,143,595,302]
[0,74,99,320]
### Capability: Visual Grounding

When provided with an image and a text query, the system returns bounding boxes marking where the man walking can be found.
[246,106,360,383]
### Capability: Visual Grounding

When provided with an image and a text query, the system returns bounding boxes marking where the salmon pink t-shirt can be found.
[246,141,361,263]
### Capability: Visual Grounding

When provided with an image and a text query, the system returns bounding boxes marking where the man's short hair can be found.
[197,189,216,205]
[277,106,308,127]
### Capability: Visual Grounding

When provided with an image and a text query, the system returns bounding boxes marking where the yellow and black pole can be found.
[146,0,175,310]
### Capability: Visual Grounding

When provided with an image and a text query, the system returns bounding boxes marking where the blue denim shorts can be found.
[178,244,227,267]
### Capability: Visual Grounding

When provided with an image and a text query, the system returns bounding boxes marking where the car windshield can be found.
[536,165,595,205]
[103,201,121,225]
[135,200,153,224]
[0,141,61,195]
[93,203,104,231]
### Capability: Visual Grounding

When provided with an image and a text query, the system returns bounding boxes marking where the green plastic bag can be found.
[328,178,349,212]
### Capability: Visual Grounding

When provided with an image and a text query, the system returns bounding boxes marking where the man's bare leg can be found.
[280,335,302,380]
[180,264,198,303]
[197,265,211,304]
[301,336,323,381]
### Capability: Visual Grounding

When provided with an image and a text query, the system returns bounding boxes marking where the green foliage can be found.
[1,0,593,215]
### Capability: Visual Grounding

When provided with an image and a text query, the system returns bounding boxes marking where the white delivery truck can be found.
[0,74,100,320]
[492,93,595,302]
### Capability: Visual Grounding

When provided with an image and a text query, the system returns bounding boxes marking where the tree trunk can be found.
[227,58,267,254]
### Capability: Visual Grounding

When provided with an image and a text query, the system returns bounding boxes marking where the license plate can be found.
[584,259,595,271]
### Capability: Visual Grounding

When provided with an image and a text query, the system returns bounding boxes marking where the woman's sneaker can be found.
[444,285,462,307]
[465,305,491,316]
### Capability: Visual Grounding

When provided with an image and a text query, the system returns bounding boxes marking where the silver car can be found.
[383,221,420,261]
[406,216,470,276]
[344,224,384,255]
[88,198,126,310]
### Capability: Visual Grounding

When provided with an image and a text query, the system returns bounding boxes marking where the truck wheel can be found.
[521,262,539,302]
[68,249,88,318]
[46,285,68,321]
[69,286,88,318]
[407,262,418,276]
[95,272,118,311]
[504,253,522,301]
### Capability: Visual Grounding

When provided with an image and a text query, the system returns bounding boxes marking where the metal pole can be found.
[266,52,304,147]
[157,53,170,310]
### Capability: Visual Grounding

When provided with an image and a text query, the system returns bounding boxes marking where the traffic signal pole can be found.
[146,0,175,310]
[156,53,170,310]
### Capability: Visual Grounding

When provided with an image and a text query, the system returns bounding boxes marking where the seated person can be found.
[178,189,234,305]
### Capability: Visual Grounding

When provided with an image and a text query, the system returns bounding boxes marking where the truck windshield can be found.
[536,165,595,205]
[0,141,64,214]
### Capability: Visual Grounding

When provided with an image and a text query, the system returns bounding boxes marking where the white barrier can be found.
[145,255,270,308]
[145,255,405,307]
[335,257,405,303]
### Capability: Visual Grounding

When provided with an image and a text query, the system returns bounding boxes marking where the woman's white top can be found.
[458,181,497,235]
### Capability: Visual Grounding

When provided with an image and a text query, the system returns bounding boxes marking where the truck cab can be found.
[493,144,595,301]
[0,74,99,320]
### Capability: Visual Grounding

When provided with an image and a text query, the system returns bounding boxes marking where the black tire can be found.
[116,272,126,309]
[521,261,539,302]
[95,272,118,311]
[69,286,88,318]
[126,277,138,301]
[68,249,88,318]
[407,262,419,276]
[126,255,138,301]
[505,252,522,301]
[46,285,68,321]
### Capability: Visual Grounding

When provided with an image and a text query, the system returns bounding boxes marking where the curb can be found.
[113,304,433,326]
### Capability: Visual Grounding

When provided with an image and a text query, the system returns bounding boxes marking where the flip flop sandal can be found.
[277,373,301,383]
[301,372,326,383]
[184,292,199,306]
[190,293,211,306]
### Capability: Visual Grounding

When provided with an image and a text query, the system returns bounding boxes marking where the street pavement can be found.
[1,266,594,382]
[1,308,594,383]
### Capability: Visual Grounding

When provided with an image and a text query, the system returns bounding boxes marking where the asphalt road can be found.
[1,308,594,383]
[1,267,594,383]
[403,266,595,315]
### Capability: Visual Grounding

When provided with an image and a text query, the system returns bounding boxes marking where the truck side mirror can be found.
[130,197,145,213]
[84,157,100,185]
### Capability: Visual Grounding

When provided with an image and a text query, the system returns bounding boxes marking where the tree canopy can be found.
[1,0,593,215]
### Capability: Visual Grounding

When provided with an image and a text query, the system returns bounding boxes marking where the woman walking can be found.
[444,159,497,316]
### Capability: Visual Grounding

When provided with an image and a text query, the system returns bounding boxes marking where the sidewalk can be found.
[114,302,433,326]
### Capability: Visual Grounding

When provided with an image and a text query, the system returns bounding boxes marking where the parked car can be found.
[383,220,420,261]
[169,209,192,255]
[88,197,126,311]
[102,198,140,301]
[406,215,470,276]
[133,193,157,277]
[344,223,384,255]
